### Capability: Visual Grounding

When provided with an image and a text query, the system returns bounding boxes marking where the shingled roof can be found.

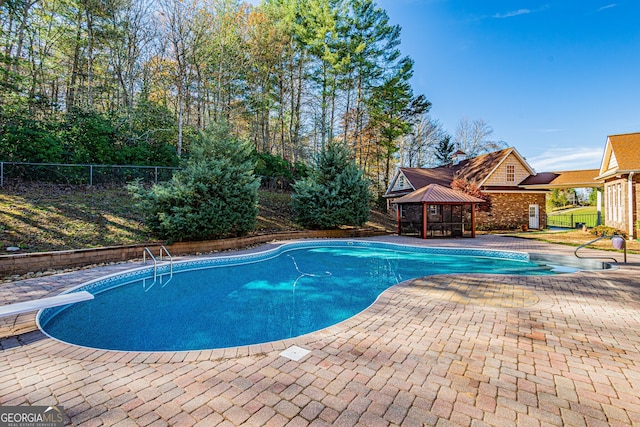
[597,133,640,179]
[387,147,532,198]
[397,167,455,190]
[454,148,526,185]
[520,169,602,188]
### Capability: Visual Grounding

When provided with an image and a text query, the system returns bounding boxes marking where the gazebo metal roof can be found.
[394,184,486,205]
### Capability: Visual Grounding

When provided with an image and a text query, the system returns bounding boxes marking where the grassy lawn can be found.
[0,184,157,253]
[548,206,598,215]
[0,183,395,253]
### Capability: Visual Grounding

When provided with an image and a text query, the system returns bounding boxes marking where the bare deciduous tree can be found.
[157,0,199,156]
[453,117,506,157]
[399,114,445,167]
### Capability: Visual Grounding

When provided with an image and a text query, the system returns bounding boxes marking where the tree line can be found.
[1,0,504,192]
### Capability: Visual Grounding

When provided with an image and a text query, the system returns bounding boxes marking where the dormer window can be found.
[395,174,411,190]
[506,164,515,182]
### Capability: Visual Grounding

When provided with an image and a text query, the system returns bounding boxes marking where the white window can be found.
[396,175,411,190]
[606,186,611,222]
[506,164,516,182]
[611,183,621,224]
[618,183,623,223]
[612,184,616,223]
[612,185,617,223]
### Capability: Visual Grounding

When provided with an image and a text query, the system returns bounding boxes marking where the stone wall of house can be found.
[476,192,547,230]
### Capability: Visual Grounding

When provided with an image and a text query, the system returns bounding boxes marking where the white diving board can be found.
[0,291,94,318]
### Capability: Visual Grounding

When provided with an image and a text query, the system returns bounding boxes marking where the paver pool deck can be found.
[1,235,640,426]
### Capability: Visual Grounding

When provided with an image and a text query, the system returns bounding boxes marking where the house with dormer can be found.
[386,132,640,237]
[385,147,549,231]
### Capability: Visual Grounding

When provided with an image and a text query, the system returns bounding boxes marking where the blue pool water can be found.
[39,241,567,352]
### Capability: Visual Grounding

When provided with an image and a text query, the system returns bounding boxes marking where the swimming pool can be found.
[38,240,576,352]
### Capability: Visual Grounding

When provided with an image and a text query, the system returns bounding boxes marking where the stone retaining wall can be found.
[0,229,390,277]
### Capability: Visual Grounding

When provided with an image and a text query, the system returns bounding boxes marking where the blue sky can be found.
[378,0,640,172]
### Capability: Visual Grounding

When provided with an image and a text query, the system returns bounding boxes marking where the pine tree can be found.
[292,141,371,229]
[130,123,260,242]
[368,57,431,189]
[434,135,455,166]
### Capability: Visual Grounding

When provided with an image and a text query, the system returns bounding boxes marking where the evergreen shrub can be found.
[130,124,260,242]
[292,141,371,229]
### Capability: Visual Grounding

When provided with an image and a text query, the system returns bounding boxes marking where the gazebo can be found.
[393,184,486,238]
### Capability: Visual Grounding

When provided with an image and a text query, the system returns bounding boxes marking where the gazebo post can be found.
[397,204,402,235]
[422,202,427,239]
[471,203,476,238]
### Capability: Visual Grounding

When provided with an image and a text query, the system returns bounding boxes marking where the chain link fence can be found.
[0,162,179,186]
[0,162,297,192]
[259,176,294,192]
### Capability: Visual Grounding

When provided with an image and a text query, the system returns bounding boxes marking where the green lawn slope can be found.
[0,183,394,253]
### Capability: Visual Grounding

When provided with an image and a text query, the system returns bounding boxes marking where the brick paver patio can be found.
[1,235,640,426]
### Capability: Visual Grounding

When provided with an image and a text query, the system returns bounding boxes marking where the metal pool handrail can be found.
[159,246,173,277]
[143,247,174,291]
[143,247,158,283]
[574,235,625,263]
